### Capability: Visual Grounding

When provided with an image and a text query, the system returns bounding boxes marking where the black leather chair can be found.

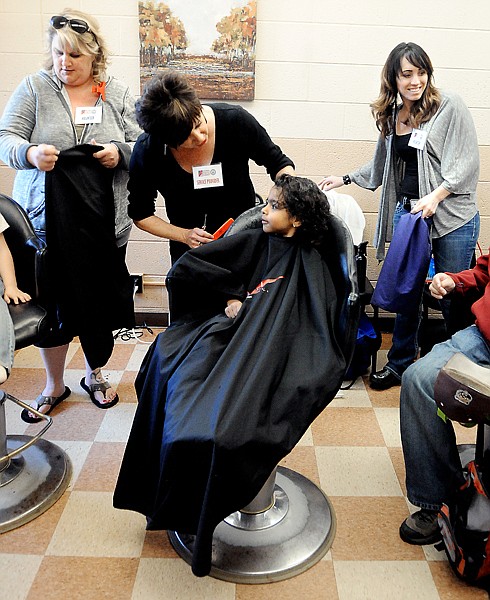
[168,204,360,582]
[0,193,71,533]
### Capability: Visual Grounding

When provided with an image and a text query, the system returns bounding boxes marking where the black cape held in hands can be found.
[113,229,347,576]
[44,144,134,366]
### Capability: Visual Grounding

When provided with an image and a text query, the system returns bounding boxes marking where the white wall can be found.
[1,0,489,316]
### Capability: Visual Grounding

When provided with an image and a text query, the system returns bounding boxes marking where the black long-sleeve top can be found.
[127,103,294,262]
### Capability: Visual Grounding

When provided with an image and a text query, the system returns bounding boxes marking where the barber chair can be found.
[0,193,72,533]
[168,204,360,582]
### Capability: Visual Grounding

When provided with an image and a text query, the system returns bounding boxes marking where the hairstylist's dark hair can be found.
[135,71,202,148]
[274,174,331,245]
[370,42,441,137]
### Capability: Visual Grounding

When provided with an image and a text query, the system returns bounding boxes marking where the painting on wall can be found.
[138,0,256,100]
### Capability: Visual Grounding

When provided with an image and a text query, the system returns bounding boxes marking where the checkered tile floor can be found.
[0,330,485,599]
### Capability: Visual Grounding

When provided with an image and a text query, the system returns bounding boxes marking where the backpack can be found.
[341,312,381,389]
[438,458,490,590]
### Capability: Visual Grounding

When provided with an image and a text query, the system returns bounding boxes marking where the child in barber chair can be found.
[0,213,31,383]
[115,175,347,577]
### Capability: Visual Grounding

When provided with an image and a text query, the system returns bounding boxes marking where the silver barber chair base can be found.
[0,392,72,534]
[168,466,336,584]
[0,436,72,533]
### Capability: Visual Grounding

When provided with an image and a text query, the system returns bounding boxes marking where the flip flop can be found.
[20,386,71,423]
[80,377,119,409]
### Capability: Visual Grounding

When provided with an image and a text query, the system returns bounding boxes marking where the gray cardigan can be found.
[350,91,479,260]
[0,71,141,245]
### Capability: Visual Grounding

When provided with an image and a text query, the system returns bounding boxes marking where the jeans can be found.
[400,325,490,510]
[385,206,480,378]
[0,279,15,376]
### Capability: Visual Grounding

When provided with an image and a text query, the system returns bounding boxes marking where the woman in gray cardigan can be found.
[319,42,480,390]
[0,10,141,419]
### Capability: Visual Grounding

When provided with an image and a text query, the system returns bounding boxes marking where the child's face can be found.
[261,187,300,237]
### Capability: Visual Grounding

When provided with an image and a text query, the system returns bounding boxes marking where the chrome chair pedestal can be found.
[0,391,72,533]
[168,466,336,583]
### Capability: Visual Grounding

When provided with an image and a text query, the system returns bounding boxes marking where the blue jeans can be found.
[0,279,15,376]
[400,325,490,509]
[385,206,480,378]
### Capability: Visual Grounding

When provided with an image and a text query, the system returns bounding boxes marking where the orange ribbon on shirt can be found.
[92,81,106,101]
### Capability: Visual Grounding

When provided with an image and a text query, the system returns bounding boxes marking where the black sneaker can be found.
[399,509,441,545]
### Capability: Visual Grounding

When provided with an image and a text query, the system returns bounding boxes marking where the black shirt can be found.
[127,103,294,262]
[394,133,419,198]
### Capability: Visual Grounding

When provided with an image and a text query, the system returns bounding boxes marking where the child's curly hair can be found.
[274,174,331,245]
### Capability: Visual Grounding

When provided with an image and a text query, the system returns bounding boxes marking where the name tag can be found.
[75,106,103,125]
[192,163,224,190]
[408,128,428,150]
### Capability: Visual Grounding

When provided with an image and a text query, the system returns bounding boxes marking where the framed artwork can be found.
[138,0,256,100]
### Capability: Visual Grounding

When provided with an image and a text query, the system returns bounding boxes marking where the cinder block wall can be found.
[1,1,489,321]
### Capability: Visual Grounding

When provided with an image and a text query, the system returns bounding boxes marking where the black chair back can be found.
[0,193,49,349]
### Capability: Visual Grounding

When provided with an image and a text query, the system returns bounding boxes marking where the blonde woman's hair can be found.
[43,8,110,83]
[370,42,441,138]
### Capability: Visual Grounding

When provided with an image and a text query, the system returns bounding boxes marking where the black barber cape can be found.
[44,144,134,366]
[113,229,347,576]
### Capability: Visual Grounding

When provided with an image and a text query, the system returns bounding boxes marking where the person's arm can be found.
[318,135,388,192]
[411,184,450,219]
[0,233,31,304]
[0,76,42,170]
[134,214,212,248]
[128,138,213,248]
[236,106,295,179]
[275,165,295,178]
[430,251,490,300]
[418,93,479,214]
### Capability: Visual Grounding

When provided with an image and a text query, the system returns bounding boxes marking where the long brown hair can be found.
[370,42,441,138]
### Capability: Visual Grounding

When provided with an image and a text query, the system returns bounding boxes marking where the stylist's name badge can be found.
[192,163,224,190]
[408,128,428,150]
[75,106,102,125]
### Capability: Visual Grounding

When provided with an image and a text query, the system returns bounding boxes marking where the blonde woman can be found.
[0,9,141,419]
[320,42,480,390]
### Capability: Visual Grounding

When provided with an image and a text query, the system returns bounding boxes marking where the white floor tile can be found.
[133,558,235,600]
[316,446,403,496]
[374,407,402,447]
[0,554,43,600]
[95,403,137,442]
[334,560,440,600]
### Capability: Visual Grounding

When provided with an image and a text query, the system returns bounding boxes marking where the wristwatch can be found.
[342,174,352,185]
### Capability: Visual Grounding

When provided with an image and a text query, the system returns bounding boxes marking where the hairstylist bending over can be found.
[0,9,141,420]
[127,71,295,263]
[319,42,480,390]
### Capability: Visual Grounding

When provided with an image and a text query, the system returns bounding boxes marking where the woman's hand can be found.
[225,299,242,318]
[91,140,120,169]
[318,175,344,191]
[3,286,31,305]
[411,185,450,218]
[27,144,59,171]
[182,227,214,249]
[429,273,455,299]
[411,192,441,218]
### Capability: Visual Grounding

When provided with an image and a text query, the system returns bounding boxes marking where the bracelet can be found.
[342,174,352,185]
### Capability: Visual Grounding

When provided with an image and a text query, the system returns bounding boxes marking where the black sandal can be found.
[80,377,119,409]
[20,386,71,423]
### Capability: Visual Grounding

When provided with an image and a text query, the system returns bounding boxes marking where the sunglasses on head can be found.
[50,15,91,35]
